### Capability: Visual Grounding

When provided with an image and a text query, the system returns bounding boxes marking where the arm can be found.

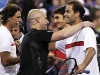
[74,27,96,74]
[82,47,95,67]
[47,52,64,66]
[51,21,95,42]
[0,52,20,66]
[0,33,20,66]
[48,42,56,50]
[75,47,95,74]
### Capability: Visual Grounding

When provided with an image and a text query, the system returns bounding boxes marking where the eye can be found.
[55,16,59,19]
[65,10,70,13]
[14,30,17,32]
[17,16,21,18]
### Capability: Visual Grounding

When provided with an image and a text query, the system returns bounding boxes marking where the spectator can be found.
[11,24,24,54]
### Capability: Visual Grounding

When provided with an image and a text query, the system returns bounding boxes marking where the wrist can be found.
[81,62,87,68]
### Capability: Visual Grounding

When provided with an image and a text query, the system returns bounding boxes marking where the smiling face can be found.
[54,13,66,29]
[39,11,49,30]
[64,4,76,25]
[64,0,85,25]
[8,11,22,28]
[1,4,22,30]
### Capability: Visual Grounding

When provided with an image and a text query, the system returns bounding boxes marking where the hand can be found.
[82,21,96,28]
[74,63,86,74]
[14,40,22,52]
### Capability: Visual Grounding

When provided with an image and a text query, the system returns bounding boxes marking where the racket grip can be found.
[46,66,55,74]
[84,70,90,74]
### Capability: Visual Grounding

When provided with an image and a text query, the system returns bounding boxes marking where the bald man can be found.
[18,9,95,75]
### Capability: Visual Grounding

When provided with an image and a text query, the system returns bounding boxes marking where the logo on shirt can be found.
[37,53,42,69]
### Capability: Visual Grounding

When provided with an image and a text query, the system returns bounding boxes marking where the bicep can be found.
[86,47,95,55]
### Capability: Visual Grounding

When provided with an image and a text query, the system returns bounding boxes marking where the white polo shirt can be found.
[0,25,17,75]
[56,27,99,75]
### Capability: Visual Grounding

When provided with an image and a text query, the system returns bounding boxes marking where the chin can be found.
[57,27,62,30]
[43,28,47,30]
[66,22,69,24]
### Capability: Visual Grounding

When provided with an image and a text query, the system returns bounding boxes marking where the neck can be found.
[63,24,71,28]
[72,19,82,25]
[3,23,12,31]
[30,24,40,30]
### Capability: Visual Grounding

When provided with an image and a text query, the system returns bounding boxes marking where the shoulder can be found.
[34,30,53,37]
[81,27,94,33]
[29,29,53,34]
[82,27,93,31]
[37,30,53,34]
[0,26,11,37]
[80,27,96,37]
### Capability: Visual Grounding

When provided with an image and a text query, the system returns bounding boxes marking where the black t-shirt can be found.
[18,29,53,75]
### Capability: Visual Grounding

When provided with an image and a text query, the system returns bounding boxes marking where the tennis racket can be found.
[46,58,90,75]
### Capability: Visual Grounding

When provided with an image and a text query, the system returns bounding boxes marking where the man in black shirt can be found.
[18,9,95,75]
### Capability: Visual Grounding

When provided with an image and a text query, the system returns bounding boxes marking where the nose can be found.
[19,17,22,23]
[47,19,49,24]
[18,18,23,25]
[54,19,57,23]
[64,12,67,17]
[11,30,15,36]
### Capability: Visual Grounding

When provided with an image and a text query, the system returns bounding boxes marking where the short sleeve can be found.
[34,30,53,43]
[0,33,11,52]
[82,27,97,52]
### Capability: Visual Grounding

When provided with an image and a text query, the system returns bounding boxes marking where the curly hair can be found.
[1,4,21,24]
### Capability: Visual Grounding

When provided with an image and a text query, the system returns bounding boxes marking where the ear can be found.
[75,11,80,18]
[8,17,11,21]
[35,17,40,23]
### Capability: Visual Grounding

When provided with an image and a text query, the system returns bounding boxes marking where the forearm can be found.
[61,22,83,38]
[51,22,83,41]
[82,47,95,68]
[2,56,20,66]
[51,21,95,41]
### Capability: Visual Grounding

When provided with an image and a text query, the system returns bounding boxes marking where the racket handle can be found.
[46,66,55,74]
[84,70,90,74]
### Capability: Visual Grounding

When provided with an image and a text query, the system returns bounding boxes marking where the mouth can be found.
[17,22,23,25]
